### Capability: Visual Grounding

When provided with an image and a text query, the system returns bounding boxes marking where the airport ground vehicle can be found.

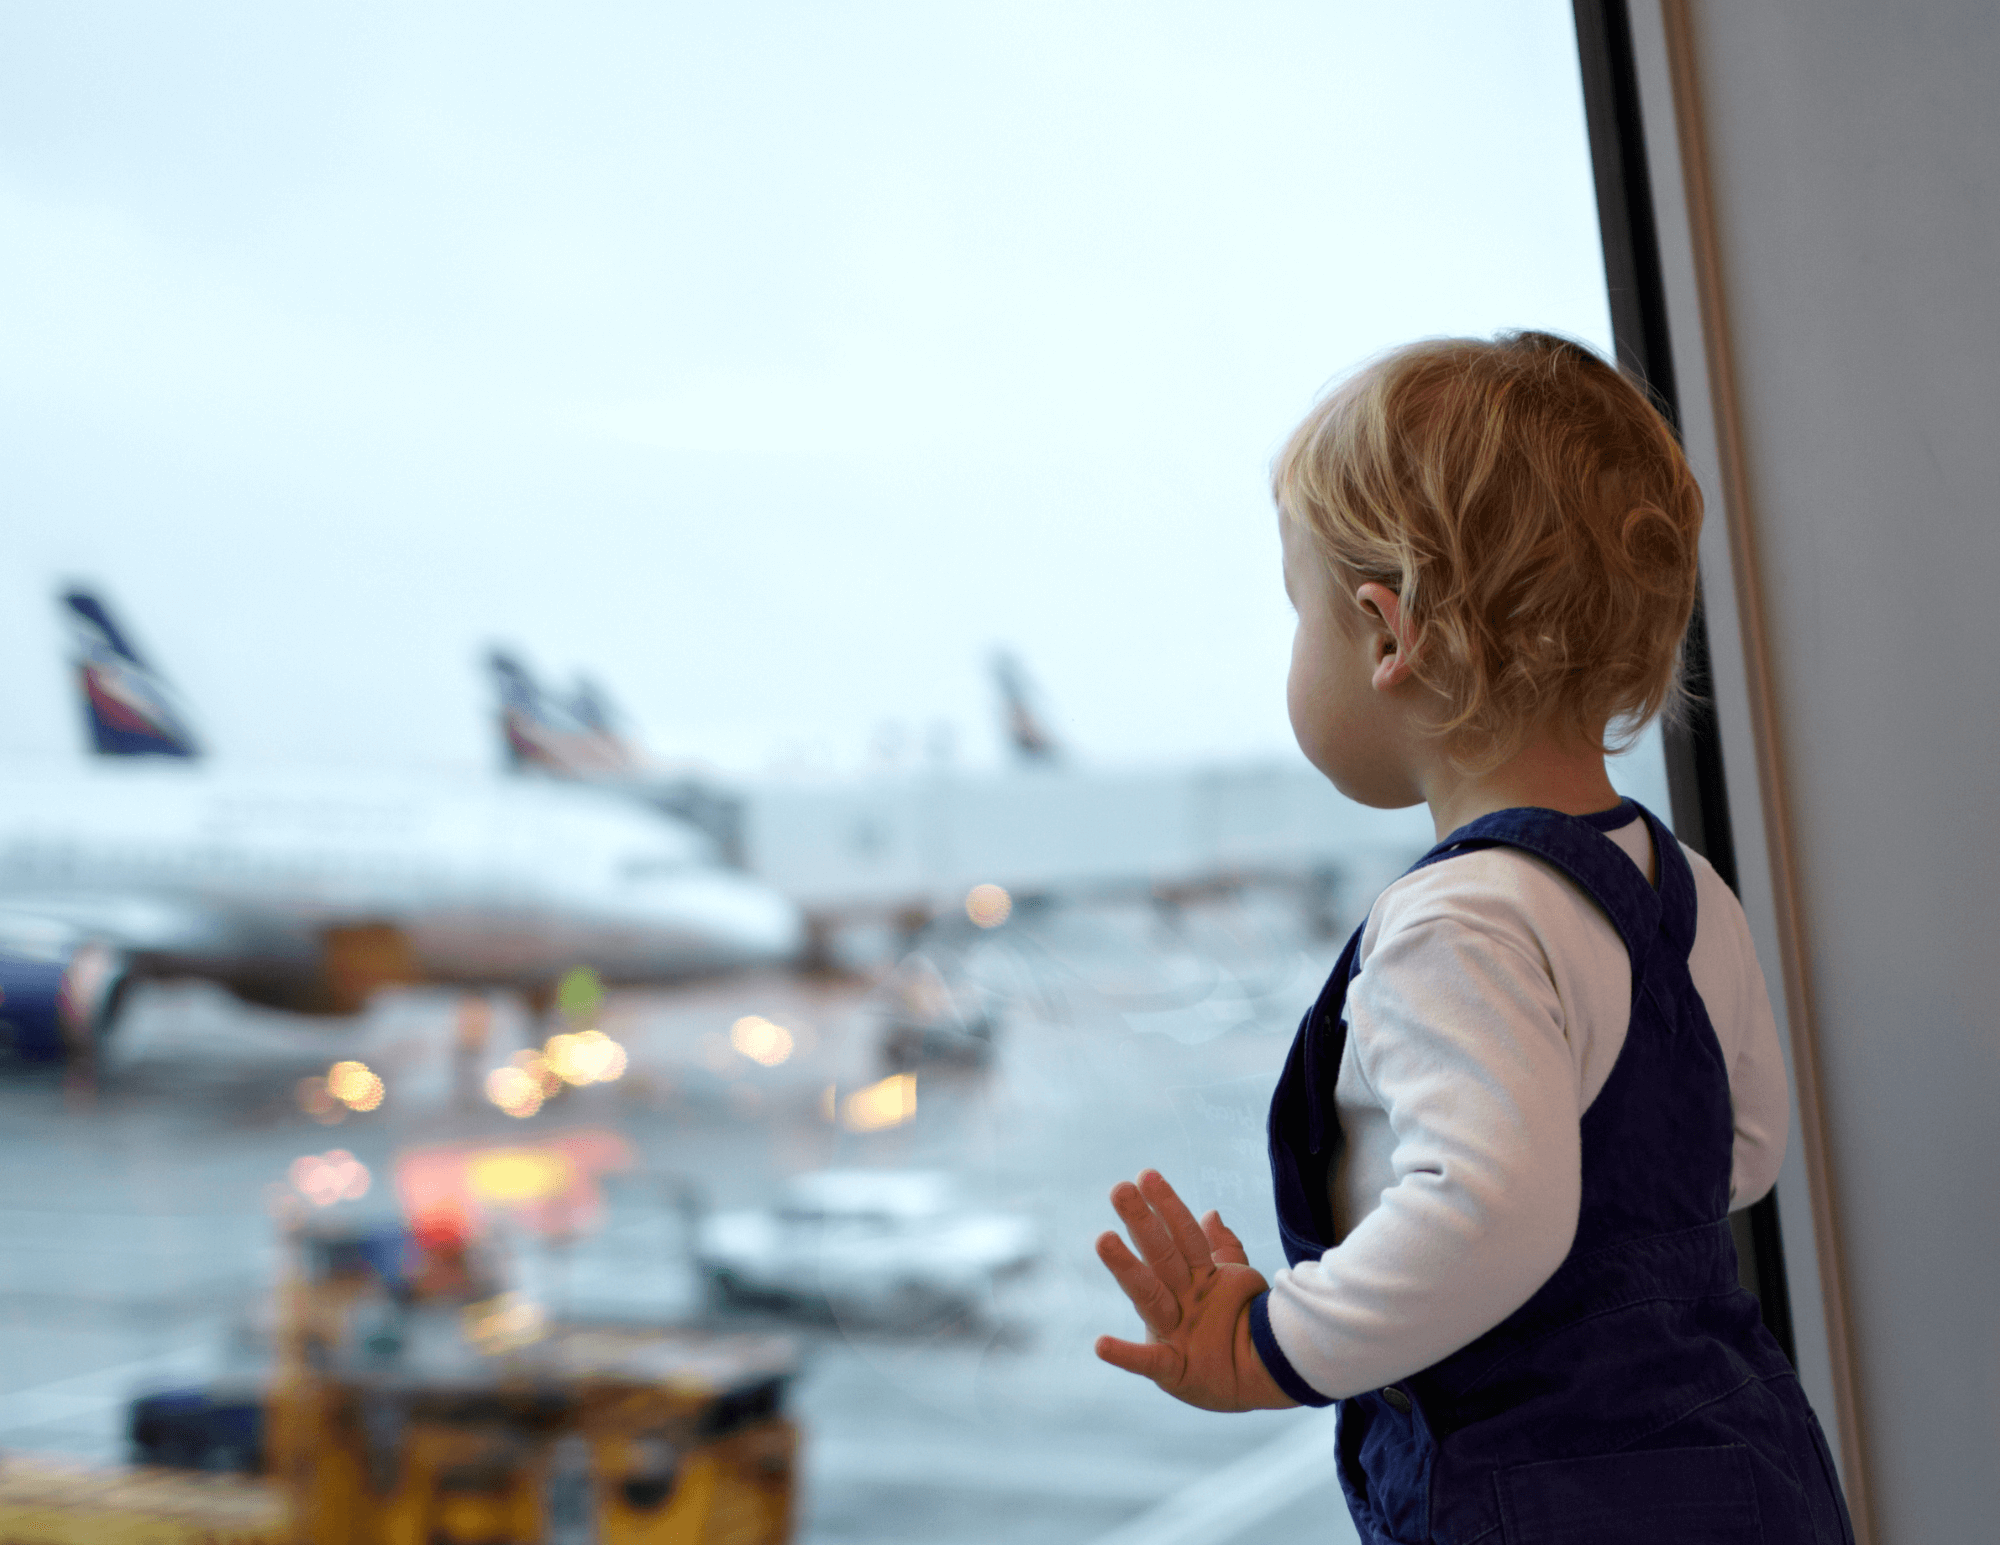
[695,1170,1038,1326]
[0,1454,286,1544]
[111,1216,801,1545]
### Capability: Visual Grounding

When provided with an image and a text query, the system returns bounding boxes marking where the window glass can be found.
[0,5,1636,1541]
[1609,718,1676,827]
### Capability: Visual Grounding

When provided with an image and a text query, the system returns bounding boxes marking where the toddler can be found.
[1094,333,1854,1544]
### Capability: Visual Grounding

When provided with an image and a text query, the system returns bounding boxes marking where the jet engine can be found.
[0,934,129,1063]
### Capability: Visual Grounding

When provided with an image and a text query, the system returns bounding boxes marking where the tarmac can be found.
[0,893,1366,1544]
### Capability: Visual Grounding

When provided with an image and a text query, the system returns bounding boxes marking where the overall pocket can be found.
[1496,1444,1763,1544]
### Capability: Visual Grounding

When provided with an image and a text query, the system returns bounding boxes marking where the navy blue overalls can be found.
[1256,802,1855,1544]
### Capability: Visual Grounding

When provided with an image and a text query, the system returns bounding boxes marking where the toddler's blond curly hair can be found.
[1274,331,1702,772]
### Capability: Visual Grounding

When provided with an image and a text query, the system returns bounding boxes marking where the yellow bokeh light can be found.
[326,1060,384,1112]
[467,1149,575,1204]
[729,1015,794,1067]
[542,1029,627,1086]
[510,1049,563,1096]
[842,1072,918,1132]
[966,883,1012,928]
[485,1064,545,1118]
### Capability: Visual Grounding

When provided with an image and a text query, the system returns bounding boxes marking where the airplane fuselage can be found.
[0,760,803,1014]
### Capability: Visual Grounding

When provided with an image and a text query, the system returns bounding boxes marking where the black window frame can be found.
[1570,0,1796,1366]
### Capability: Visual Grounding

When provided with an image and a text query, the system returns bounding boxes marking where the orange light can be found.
[326,1060,385,1112]
[966,883,1012,928]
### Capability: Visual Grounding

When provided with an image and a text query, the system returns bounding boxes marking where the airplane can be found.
[483,648,1441,957]
[0,593,805,1065]
[990,650,1062,766]
[490,647,637,780]
[64,589,203,759]
[486,648,747,865]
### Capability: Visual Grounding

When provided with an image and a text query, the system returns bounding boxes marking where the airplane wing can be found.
[0,894,254,960]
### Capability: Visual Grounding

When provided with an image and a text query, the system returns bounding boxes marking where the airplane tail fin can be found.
[61,589,202,759]
[992,650,1062,765]
[488,649,547,772]
[488,649,640,777]
[568,674,618,737]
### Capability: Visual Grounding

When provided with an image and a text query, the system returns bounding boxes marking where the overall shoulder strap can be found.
[1299,919,1365,1156]
[1408,800,1691,989]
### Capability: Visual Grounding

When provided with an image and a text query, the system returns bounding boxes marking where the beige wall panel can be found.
[1624,8,1844,1464]
[1629,3,2000,1540]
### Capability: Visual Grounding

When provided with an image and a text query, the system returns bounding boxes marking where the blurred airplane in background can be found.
[989,650,1062,766]
[0,593,803,1064]
[66,590,205,760]
[490,648,638,780]
[487,648,747,864]
[488,647,1436,965]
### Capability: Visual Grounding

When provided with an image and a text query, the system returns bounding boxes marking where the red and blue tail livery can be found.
[489,648,638,778]
[62,589,202,759]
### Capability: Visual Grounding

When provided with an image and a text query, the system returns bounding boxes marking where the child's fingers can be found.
[1109,1179,1193,1292]
[1094,1333,1182,1384]
[1137,1169,1216,1277]
[1201,1209,1249,1266]
[1094,1230,1182,1336]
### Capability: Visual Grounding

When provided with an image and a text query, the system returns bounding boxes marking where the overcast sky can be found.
[0,1,1612,779]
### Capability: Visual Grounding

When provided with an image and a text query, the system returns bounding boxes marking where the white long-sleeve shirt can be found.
[1263,813,1789,1401]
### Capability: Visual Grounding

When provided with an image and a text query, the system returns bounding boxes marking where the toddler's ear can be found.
[1356,581,1417,690]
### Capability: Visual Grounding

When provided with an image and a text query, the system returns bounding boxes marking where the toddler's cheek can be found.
[1286,664,1339,779]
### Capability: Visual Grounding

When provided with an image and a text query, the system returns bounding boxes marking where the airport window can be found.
[0,5,1671,1542]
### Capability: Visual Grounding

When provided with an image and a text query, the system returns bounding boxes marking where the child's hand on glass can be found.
[1093,1169,1296,1412]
